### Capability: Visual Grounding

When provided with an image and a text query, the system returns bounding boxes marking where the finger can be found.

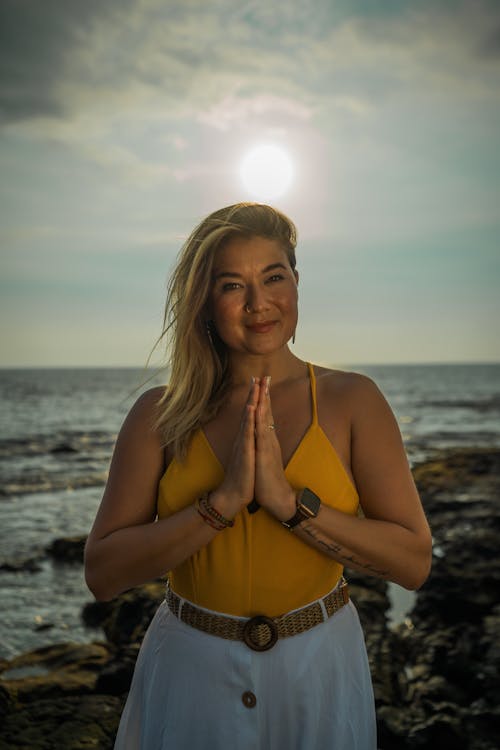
[245,377,260,410]
[255,375,269,415]
[256,377,276,435]
[251,378,261,406]
[264,374,271,397]
[238,379,258,436]
[244,402,256,435]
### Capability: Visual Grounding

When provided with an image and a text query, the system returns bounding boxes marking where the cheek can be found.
[279,288,298,311]
[212,297,240,329]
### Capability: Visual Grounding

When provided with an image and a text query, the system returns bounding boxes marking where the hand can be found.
[254,376,297,521]
[210,379,259,517]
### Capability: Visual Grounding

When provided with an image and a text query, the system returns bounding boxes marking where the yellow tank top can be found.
[157,363,359,617]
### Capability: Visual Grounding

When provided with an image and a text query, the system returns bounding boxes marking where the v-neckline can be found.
[200,362,316,474]
[199,421,316,476]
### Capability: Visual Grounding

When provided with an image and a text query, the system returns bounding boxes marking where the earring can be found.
[206,320,214,345]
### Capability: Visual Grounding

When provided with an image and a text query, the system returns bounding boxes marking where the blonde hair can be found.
[152,202,297,460]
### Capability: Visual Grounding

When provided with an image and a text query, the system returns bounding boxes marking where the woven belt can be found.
[165,578,349,652]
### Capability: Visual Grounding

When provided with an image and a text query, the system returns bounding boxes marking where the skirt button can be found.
[242,691,257,708]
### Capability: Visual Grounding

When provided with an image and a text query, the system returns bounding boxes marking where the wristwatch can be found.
[282,487,322,530]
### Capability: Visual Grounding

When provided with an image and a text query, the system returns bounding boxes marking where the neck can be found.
[227,347,306,387]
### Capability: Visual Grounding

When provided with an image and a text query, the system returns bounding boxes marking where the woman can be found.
[85,203,432,749]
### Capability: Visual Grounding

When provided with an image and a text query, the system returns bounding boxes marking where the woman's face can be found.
[209,235,299,357]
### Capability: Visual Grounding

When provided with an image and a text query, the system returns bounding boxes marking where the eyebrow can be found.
[214,262,288,281]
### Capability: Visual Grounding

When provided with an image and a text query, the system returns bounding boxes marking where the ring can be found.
[268,423,276,430]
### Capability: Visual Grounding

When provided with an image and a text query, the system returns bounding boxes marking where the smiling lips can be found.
[246,321,277,334]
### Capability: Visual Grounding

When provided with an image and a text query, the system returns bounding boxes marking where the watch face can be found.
[282,488,321,530]
[300,488,321,517]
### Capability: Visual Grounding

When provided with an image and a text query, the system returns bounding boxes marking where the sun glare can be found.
[240,144,294,201]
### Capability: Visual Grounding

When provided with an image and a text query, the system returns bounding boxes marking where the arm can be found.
[293,374,432,590]
[84,384,258,601]
[253,374,432,591]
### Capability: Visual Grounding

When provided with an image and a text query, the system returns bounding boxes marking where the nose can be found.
[244,284,269,313]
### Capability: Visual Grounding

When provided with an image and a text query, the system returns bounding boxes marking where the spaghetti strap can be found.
[306,362,319,425]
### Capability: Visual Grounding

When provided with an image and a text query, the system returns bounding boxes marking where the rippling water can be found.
[0,364,499,658]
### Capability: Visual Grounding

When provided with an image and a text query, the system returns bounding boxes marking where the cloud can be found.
[1,0,497,132]
[479,23,500,58]
[0,0,138,123]
[1,0,499,213]
[198,94,313,131]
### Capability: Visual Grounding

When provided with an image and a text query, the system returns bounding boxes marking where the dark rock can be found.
[0,642,112,702]
[86,582,164,646]
[407,702,468,749]
[50,442,78,454]
[95,645,140,696]
[46,536,87,564]
[464,700,500,750]
[1,448,499,749]
[347,570,390,630]
[373,449,500,749]
[0,683,13,718]
[81,598,114,628]
[0,555,43,573]
[0,694,124,750]
[479,605,500,700]
[34,622,54,632]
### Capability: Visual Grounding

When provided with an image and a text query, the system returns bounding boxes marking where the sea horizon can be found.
[1,359,500,370]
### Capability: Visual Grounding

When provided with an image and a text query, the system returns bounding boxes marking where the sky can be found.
[1,0,499,367]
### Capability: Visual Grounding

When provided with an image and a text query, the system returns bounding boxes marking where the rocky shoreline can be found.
[1,448,499,749]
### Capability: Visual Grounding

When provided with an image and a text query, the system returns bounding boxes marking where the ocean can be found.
[1,363,499,659]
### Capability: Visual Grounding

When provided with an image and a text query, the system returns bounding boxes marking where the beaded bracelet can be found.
[198,492,235,529]
[195,498,226,531]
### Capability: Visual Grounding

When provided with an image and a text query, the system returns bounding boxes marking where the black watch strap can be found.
[282,488,321,530]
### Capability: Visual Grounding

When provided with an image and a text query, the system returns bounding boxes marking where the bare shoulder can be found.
[313,364,383,408]
[122,385,167,436]
[311,365,396,443]
[129,385,166,411]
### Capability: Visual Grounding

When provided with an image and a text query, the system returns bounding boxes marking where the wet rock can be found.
[95,645,140,696]
[82,581,165,646]
[0,694,124,750]
[374,449,500,750]
[0,642,112,702]
[406,702,468,750]
[50,442,78,454]
[1,448,499,749]
[0,642,121,749]
[347,570,390,630]
[0,555,43,573]
[46,536,87,564]
[34,622,54,632]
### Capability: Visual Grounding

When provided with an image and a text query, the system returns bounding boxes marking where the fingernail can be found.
[266,375,271,394]
[251,376,256,385]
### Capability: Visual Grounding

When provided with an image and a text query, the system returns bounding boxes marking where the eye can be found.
[266,274,284,283]
[222,282,242,292]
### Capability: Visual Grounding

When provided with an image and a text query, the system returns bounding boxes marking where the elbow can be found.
[402,567,430,592]
[85,573,115,602]
[84,564,113,602]
[84,542,116,602]
[400,535,433,591]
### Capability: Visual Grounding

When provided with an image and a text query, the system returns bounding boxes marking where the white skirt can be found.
[114,587,377,750]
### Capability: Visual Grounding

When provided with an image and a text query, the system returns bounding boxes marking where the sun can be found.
[240,144,294,201]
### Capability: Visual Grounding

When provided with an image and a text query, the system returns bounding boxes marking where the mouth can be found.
[246,321,277,334]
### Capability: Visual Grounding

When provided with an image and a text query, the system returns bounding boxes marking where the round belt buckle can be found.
[243,615,278,651]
